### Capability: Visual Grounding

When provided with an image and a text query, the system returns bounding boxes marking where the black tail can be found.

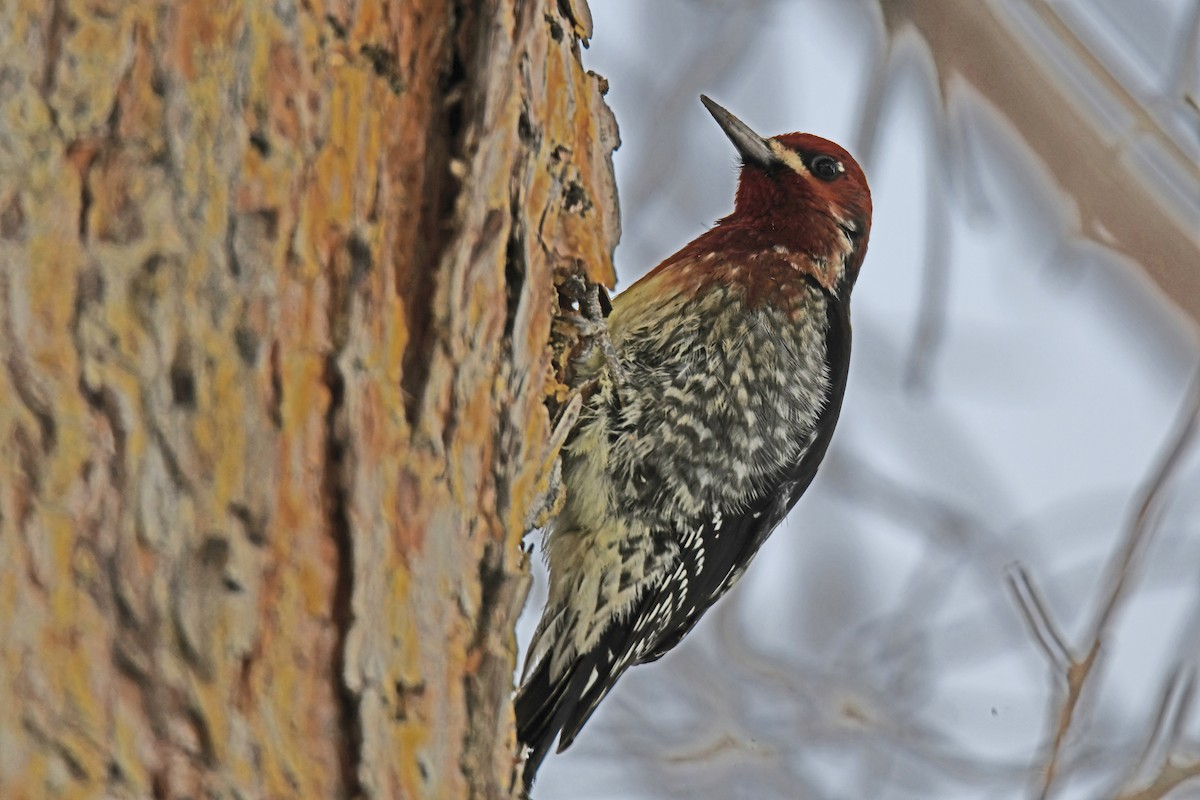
[514,653,586,792]
[515,620,638,793]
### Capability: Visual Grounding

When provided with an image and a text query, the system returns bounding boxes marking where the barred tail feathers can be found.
[514,618,639,792]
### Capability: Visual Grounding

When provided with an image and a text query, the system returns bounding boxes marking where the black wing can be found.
[641,292,851,662]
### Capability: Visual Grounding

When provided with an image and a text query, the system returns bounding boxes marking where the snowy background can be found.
[518,2,1200,798]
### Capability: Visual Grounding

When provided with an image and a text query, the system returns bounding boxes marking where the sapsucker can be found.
[516,95,872,790]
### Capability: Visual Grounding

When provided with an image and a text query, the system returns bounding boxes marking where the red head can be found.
[700,95,872,294]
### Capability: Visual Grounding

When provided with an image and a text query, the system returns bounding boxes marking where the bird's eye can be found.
[810,155,840,181]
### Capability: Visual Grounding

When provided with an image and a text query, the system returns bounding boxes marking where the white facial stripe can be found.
[833,211,858,235]
[769,139,849,179]
[769,139,807,175]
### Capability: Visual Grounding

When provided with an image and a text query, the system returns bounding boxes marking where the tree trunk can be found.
[0,0,618,797]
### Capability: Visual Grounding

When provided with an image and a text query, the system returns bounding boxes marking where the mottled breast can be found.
[606,280,831,529]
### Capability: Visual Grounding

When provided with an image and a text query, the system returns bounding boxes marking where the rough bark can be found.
[0,0,618,798]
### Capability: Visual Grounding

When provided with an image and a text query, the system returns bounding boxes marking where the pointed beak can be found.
[701,95,777,169]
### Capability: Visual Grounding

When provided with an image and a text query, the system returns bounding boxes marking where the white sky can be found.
[519,2,1200,797]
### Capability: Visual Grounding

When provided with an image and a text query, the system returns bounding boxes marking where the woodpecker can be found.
[516,95,872,790]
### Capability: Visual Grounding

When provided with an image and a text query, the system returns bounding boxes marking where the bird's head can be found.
[700,95,872,293]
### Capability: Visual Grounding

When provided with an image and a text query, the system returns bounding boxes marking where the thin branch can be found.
[903,103,952,395]
[1116,664,1198,796]
[1115,760,1200,800]
[1090,371,1200,645]
[1167,0,1200,106]
[1030,0,1200,175]
[852,14,894,169]
[1033,370,1200,798]
[880,0,1200,331]
[1167,668,1197,754]
[1005,564,1072,674]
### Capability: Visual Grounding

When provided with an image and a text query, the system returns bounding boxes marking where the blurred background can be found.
[518,1,1200,798]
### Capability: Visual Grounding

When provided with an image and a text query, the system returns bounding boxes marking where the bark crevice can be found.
[399,0,475,429]
[323,352,363,799]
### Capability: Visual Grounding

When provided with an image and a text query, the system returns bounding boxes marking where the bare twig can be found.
[1027,370,1200,797]
[1116,664,1198,796]
[1005,565,1072,674]
[1167,669,1198,754]
[1167,0,1200,106]
[1089,372,1200,648]
[1115,760,1200,800]
[903,108,952,396]
[852,15,895,169]
[880,0,1200,332]
[1029,0,1200,174]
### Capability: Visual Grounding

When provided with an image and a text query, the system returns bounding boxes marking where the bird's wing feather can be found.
[641,293,851,662]
[516,292,852,790]
[517,586,664,788]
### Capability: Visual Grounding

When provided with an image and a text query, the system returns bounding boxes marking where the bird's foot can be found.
[557,276,624,386]
[524,390,583,530]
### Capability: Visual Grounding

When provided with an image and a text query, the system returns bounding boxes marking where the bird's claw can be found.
[556,278,625,386]
[580,284,625,385]
[524,391,584,530]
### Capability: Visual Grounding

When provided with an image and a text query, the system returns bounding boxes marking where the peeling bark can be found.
[0,0,618,798]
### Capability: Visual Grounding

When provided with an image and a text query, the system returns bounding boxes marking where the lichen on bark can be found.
[0,0,618,797]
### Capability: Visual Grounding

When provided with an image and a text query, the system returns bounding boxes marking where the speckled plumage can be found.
[516,97,871,791]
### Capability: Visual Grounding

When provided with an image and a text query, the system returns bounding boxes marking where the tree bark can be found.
[0,0,618,798]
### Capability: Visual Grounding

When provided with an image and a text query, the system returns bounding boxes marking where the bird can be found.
[515,94,872,792]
